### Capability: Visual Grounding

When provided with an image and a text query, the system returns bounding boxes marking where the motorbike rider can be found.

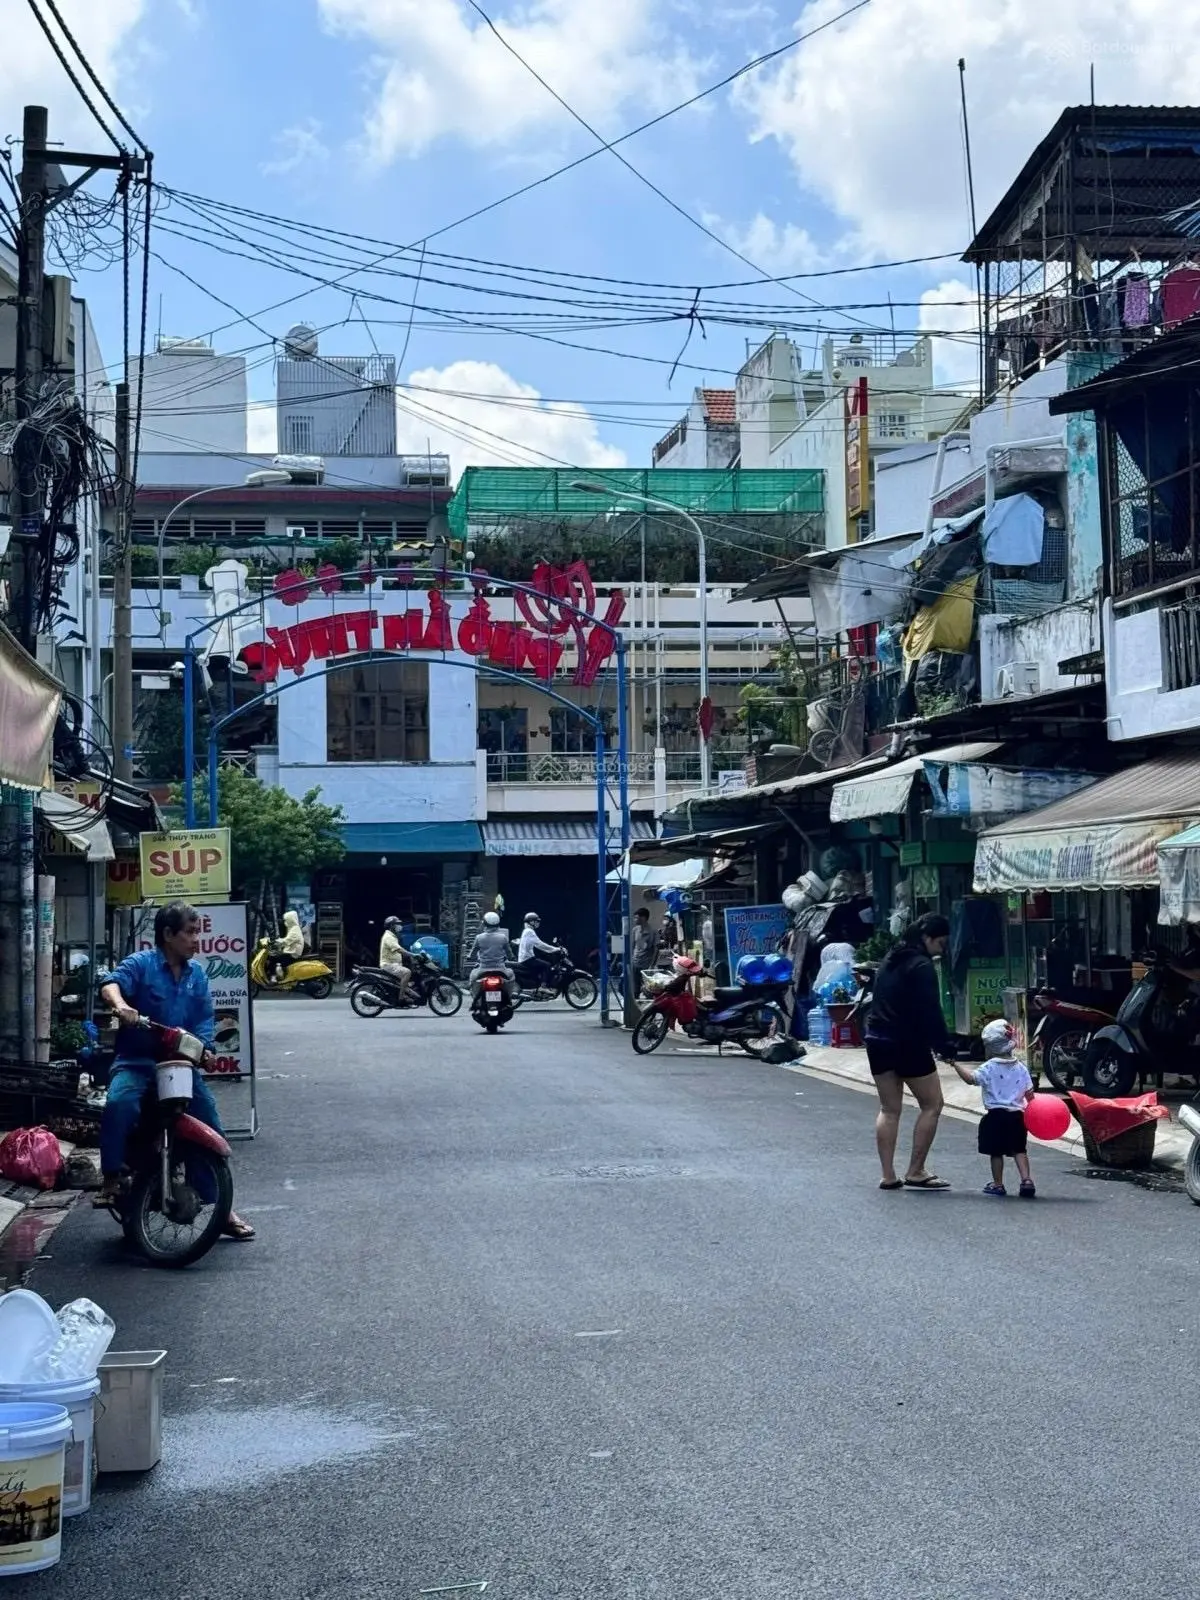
[267,909,305,984]
[96,900,254,1240]
[468,911,515,998]
[516,912,562,991]
[379,916,413,1004]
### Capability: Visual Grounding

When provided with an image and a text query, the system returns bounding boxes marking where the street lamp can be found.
[155,470,293,637]
[572,478,711,793]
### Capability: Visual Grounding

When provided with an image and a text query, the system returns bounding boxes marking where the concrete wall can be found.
[979,603,1101,703]
[136,349,248,454]
[1103,599,1200,742]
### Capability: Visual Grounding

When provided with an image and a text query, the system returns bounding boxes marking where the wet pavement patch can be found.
[1071,1164,1187,1196]
[150,1403,438,1494]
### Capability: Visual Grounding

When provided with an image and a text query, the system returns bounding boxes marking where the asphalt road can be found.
[9,999,1200,1599]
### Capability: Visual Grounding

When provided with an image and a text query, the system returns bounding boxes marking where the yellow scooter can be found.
[249,937,335,999]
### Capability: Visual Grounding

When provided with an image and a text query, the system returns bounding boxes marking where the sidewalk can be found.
[785,1043,1194,1172]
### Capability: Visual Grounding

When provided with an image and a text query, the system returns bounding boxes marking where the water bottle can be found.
[807,1005,831,1046]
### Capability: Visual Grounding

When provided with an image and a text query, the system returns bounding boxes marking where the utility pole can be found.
[112,380,134,782]
[11,105,48,652]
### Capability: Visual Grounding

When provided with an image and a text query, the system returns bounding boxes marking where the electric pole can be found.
[11,106,48,652]
[112,380,134,782]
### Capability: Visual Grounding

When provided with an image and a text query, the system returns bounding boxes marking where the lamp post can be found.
[572,479,711,793]
[155,469,293,638]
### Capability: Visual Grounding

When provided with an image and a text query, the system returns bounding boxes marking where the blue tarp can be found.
[339,822,484,855]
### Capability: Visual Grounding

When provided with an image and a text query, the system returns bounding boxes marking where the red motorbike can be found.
[1029,990,1115,1092]
[101,1019,235,1268]
[632,956,789,1057]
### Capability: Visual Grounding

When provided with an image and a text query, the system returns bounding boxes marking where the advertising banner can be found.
[139,829,231,904]
[135,900,257,1137]
[723,904,791,971]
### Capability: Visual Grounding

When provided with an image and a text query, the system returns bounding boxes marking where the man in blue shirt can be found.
[98,901,254,1240]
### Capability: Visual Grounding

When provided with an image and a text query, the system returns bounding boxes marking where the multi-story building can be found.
[652,389,739,468]
[276,326,398,457]
[134,337,248,454]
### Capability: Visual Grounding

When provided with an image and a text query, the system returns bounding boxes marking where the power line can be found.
[24,0,120,149]
[39,0,152,153]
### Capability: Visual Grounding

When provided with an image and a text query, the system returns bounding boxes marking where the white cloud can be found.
[738,0,1200,259]
[396,359,625,476]
[918,279,980,387]
[261,118,329,178]
[317,0,701,159]
[247,401,277,454]
[703,210,827,276]
[0,0,145,148]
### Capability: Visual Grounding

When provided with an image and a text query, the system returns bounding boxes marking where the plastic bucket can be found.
[0,1402,71,1574]
[156,1064,193,1102]
[0,1378,100,1518]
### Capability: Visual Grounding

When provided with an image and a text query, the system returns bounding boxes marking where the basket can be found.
[1081,1121,1158,1169]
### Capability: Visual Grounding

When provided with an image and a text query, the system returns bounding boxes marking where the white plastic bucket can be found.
[0,1402,71,1574]
[156,1063,193,1102]
[0,1378,100,1517]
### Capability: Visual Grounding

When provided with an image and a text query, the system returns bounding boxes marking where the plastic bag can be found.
[0,1127,63,1191]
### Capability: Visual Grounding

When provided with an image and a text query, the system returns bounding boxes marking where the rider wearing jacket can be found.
[468,912,514,997]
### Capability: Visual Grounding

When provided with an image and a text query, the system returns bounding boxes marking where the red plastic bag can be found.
[0,1127,63,1190]
[1066,1091,1170,1145]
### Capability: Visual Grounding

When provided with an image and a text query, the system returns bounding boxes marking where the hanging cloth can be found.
[983,493,1045,568]
[902,574,979,665]
[1162,265,1200,329]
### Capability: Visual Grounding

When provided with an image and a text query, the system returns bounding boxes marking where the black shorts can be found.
[866,1038,937,1081]
[978,1108,1028,1157]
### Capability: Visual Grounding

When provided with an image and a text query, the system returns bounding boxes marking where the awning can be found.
[0,621,62,790]
[974,753,1200,893]
[630,821,781,866]
[483,818,656,857]
[340,822,484,855]
[607,858,706,888]
[830,742,1002,823]
[37,791,115,862]
[1156,824,1200,925]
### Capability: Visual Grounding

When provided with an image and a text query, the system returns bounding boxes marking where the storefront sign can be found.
[139,828,232,903]
[845,377,869,526]
[105,856,142,906]
[239,560,626,689]
[965,963,1008,1035]
[927,763,1097,818]
[717,770,748,796]
[724,904,791,970]
[974,819,1192,894]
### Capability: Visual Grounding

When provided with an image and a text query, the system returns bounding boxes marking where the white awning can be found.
[0,622,62,790]
[483,818,656,857]
[829,742,1002,823]
[37,791,115,862]
[607,858,705,888]
[975,754,1200,894]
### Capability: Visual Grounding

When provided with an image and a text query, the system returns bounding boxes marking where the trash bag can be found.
[0,1127,64,1191]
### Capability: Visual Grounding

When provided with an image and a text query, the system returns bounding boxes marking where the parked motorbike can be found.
[632,956,789,1056]
[1083,947,1200,1097]
[513,946,598,1010]
[1030,989,1115,1092]
[249,938,335,999]
[349,952,462,1018]
[1177,1101,1200,1204]
[99,1018,234,1268]
[471,972,516,1034]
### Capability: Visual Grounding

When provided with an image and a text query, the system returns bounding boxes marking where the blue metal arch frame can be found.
[181,569,631,1025]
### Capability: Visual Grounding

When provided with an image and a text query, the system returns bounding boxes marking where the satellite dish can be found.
[283,323,318,360]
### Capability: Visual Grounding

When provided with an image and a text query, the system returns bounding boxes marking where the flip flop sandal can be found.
[904,1175,951,1189]
[221,1219,256,1241]
[878,1179,904,1190]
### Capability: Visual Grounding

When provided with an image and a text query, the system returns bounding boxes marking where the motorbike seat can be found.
[711,986,745,1004]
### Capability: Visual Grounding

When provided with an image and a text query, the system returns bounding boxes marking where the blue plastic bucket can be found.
[0,1402,71,1575]
[0,1378,100,1517]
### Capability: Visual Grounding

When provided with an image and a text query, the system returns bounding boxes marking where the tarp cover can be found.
[1157,822,1200,924]
[0,622,61,790]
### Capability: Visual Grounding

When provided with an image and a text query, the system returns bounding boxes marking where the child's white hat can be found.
[981,1018,1016,1058]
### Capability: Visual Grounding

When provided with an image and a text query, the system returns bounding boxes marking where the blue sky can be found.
[5,0,1200,470]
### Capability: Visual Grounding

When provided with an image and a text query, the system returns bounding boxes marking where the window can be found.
[550,706,592,754]
[327,659,429,762]
[874,411,909,440]
[285,414,314,453]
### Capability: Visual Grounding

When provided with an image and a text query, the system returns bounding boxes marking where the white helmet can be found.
[524,912,540,926]
[483,911,500,928]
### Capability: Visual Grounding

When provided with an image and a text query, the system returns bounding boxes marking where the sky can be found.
[4,0,1200,475]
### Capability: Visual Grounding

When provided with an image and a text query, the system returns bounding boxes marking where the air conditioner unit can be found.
[995,660,1041,699]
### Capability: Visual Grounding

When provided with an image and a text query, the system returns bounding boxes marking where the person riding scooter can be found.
[379,916,413,1004]
[515,912,562,992]
[267,909,305,984]
[468,912,515,998]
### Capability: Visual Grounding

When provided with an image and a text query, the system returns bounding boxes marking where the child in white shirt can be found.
[952,1018,1036,1198]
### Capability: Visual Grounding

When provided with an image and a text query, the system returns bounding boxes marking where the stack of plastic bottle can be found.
[806,1005,832,1046]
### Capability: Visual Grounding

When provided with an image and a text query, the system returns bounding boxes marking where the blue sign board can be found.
[724,904,791,970]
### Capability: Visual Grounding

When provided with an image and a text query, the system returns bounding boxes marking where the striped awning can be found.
[483,818,656,857]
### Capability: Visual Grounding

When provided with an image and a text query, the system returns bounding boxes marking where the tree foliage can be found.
[197,768,345,898]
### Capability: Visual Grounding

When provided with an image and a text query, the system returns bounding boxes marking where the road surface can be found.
[9,1000,1199,1598]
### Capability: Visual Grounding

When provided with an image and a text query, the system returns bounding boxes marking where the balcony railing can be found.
[485,750,743,784]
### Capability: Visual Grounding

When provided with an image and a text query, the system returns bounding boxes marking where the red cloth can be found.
[1066,1091,1169,1143]
[1162,266,1200,329]
[0,1127,63,1190]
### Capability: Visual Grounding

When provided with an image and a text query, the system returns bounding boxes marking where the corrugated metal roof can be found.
[981,753,1200,836]
[486,818,655,844]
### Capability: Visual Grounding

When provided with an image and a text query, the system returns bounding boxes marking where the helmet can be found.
[524,912,540,926]
[384,916,402,932]
[736,954,771,987]
[483,912,500,928]
[672,954,702,976]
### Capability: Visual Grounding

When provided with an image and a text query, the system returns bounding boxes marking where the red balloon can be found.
[1024,1093,1072,1142]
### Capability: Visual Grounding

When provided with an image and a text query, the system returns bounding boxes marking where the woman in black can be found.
[866,914,953,1191]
